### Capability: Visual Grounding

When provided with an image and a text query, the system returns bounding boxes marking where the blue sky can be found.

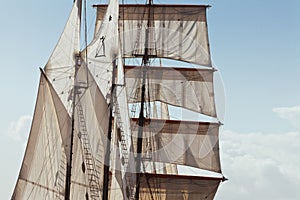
[0,0,299,199]
[207,0,300,133]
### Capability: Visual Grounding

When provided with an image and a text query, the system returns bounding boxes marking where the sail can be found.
[115,54,135,170]
[69,62,110,198]
[125,66,216,117]
[12,72,71,199]
[44,0,82,114]
[110,122,126,200]
[114,54,137,198]
[95,4,212,67]
[82,0,120,100]
[138,173,221,200]
[83,1,138,198]
[131,118,221,173]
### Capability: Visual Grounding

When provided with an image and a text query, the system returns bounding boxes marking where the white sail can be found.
[115,54,134,169]
[130,118,221,173]
[12,72,71,199]
[138,173,220,200]
[114,54,137,198]
[110,122,126,200]
[84,0,135,197]
[82,0,120,100]
[69,62,110,198]
[160,102,170,119]
[110,174,124,200]
[44,0,81,114]
[125,66,216,117]
[96,5,212,67]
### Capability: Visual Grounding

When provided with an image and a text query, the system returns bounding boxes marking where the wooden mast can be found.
[64,56,80,200]
[64,0,82,199]
[135,0,153,199]
[102,59,117,200]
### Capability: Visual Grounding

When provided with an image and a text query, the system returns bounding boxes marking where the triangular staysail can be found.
[82,0,120,99]
[12,0,113,198]
[12,71,71,199]
[69,62,110,199]
[44,0,82,114]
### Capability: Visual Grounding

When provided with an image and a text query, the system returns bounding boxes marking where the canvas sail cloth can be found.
[107,53,145,199]
[68,62,111,199]
[95,4,212,67]
[82,0,120,100]
[44,0,81,114]
[138,174,220,200]
[125,66,216,117]
[12,0,116,197]
[130,118,221,173]
[83,0,136,197]
[11,65,112,199]
[12,72,71,199]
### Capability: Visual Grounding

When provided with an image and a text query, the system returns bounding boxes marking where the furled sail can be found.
[95,4,212,67]
[44,0,82,114]
[125,66,216,117]
[130,118,221,173]
[12,72,71,199]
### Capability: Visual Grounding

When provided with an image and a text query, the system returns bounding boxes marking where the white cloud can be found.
[8,115,32,143]
[215,130,300,200]
[272,106,300,129]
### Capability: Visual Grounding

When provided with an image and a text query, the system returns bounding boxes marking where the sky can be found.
[0,0,300,199]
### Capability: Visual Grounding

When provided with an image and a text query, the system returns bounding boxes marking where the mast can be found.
[102,59,117,200]
[65,1,82,199]
[65,55,81,200]
[135,0,153,199]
